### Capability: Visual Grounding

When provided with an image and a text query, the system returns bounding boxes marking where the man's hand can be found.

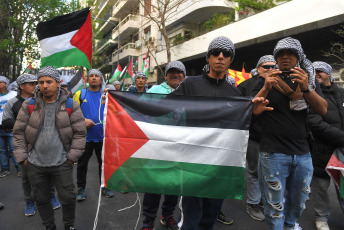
[101,88,108,105]
[262,69,281,91]
[290,67,309,91]
[252,97,274,115]
[23,159,27,167]
[85,118,95,128]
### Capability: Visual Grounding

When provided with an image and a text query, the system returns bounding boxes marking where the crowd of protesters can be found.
[0,35,343,230]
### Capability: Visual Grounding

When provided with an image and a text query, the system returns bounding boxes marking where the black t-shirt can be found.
[252,77,323,155]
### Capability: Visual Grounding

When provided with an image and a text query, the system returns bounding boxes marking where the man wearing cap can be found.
[253,38,327,230]
[140,61,186,230]
[0,75,19,177]
[238,55,276,222]
[73,69,114,201]
[308,61,344,230]
[3,73,60,216]
[13,66,86,230]
[128,72,147,92]
[113,81,121,91]
[173,36,271,230]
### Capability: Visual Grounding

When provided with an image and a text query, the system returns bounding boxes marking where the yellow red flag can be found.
[228,66,251,87]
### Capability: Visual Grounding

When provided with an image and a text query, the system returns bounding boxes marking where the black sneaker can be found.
[217,211,233,225]
[64,225,75,230]
[160,215,178,230]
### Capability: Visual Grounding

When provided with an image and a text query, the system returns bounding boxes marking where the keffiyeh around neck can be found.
[273,37,315,89]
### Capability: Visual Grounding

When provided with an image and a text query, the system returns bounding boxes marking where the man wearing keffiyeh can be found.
[308,61,344,230]
[253,37,327,230]
[174,36,272,230]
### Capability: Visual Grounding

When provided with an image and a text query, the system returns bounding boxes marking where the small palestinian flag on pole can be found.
[36,8,92,68]
[124,58,134,81]
[23,63,33,73]
[70,67,86,94]
[326,147,344,198]
[102,91,252,199]
[142,50,149,78]
[109,63,122,84]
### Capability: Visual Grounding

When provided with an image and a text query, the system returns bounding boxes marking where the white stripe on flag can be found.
[132,121,248,167]
[40,30,77,57]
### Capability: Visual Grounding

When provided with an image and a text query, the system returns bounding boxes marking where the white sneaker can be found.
[315,221,330,230]
[283,222,302,230]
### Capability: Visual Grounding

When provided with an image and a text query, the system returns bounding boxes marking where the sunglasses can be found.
[261,65,276,69]
[209,49,232,58]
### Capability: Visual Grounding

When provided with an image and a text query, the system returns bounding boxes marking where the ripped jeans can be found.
[258,152,313,230]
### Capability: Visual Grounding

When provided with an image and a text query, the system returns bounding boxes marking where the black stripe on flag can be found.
[37,8,90,40]
[108,91,253,130]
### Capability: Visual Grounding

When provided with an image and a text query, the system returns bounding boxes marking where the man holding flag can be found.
[140,60,186,230]
[73,69,114,201]
[173,36,272,230]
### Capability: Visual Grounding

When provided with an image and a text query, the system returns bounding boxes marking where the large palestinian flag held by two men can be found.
[102,91,253,199]
[37,8,92,68]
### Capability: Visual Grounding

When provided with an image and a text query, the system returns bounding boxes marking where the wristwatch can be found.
[302,85,314,93]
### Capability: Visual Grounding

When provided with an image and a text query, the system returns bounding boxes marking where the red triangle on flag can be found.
[103,94,149,186]
[70,10,92,67]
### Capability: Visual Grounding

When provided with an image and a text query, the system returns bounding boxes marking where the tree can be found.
[0,0,81,80]
[138,0,187,71]
[323,25,344,70]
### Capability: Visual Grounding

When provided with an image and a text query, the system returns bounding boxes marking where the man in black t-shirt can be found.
[253,37,327,230]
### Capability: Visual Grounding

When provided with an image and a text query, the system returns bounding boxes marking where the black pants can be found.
[77,142,102,189]
[142,193,178,227]
[27,160,76,229]
[180,197,223,230]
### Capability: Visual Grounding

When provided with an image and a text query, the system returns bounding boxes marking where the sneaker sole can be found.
[76,197,85,202]
[160,219,175,230]
[25,212,36,216]
[246,209,265,222]
[216,219,234,225]
[53,205,61,210]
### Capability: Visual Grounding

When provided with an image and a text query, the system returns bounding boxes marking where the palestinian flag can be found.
[228,66,251,87]
[101,91,252,199]
[70,67,86,94]
[109,63,122,84]
[142,51,149,78]
[326,147,344,198]
[24,63,33,73]
[124,58,134,81]
[37,8,92,68]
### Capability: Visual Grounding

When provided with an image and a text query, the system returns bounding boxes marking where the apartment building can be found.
[93,0,344,87]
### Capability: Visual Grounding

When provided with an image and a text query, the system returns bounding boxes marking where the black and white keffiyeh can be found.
[273,37,315,88]
[313,61,333,82]
[206,36,235,63]
[165,61,186,77]
[0,76,10,91]
[256,55,276,68]
[38,66,60,82]
[16,74,37,85]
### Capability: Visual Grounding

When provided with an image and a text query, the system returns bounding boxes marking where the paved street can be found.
[1,155,343,230]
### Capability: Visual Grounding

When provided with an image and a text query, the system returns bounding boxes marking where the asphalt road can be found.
[1,155,343,230]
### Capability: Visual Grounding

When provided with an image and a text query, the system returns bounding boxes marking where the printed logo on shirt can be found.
[83,99,87,103]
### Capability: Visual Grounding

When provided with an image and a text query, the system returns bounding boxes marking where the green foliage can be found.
[204,11,235,32]
[172,31,194,46]
[234,0,276,12]
[0,0,82,79]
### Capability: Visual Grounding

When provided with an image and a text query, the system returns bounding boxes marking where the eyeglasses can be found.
[261,65,276,69]
[209,49,232,58]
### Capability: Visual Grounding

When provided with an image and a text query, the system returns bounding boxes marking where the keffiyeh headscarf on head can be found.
[206,36,235,63]
[0,76,10,92]
[165,61,186,77]
[16,74,37,94]
[38,66,60,82]
[273,37,315,89]
[88,69,105,93]
[313,61,334,82]
[256,55,276,68]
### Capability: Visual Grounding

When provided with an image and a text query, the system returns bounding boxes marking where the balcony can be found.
[112,43,139,63]
[112,14,140,42]
[96,9,119,35]
[95,34,117,55]
[165,0,235,28]
[113,0,138,19]
[97,55,113,72]
[96,0,118,19]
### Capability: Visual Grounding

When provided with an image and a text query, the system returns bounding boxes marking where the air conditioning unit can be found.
[135,40,142,48]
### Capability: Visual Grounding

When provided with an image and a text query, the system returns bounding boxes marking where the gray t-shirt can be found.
[28,101,67,167]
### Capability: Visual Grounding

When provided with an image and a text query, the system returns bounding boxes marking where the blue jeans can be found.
[258,152,313,230]
[0,130,17,171]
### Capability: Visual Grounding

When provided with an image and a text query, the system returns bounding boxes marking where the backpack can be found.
[28,97,74,117]
[79,89,88,106]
